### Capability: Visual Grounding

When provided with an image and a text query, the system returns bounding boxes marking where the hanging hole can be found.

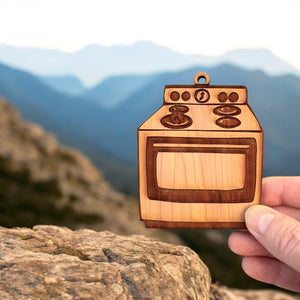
[198,76,206,84]
[194,72,210,85]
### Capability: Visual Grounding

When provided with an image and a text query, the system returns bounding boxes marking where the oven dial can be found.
[218,92,227,102]
[170,91,180,101]
[195,89,210,103]
[182,91,190,101]
[218,92,239,102]
[229,92,239,102]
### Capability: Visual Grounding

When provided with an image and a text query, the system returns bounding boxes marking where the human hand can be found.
[228,177,300,292]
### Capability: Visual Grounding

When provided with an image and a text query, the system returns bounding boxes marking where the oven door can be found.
[146,137,256,203]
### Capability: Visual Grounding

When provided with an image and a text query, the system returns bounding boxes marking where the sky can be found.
[1,0,300,68]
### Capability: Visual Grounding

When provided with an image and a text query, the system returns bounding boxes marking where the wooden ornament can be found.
[138,72,263,229]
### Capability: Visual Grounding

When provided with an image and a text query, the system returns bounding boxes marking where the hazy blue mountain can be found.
[220,48,300,75]
[0,62,98,146]
[0,62,139,193]
[0,44,70,76]
[84,73,155,109]
[0,61,300,195]
[41,75,85,96]
[0,42,299,86]
[0,42,208,86]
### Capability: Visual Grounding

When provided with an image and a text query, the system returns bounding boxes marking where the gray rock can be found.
[210,284,300,300]
[0,225,210,300]
[0,226,299,300]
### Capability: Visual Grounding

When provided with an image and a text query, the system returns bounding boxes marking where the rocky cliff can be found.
[0,225,298,300]
[0,96,179,244]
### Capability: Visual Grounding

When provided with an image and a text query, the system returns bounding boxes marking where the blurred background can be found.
[0,0,299,290]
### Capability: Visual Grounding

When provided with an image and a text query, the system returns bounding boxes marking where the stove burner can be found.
[213,105,241,116]
[216,117,241,128]
[161,105,193,129]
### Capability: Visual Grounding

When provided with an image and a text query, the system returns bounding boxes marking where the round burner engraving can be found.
[213,105,241,116]
[169,105,189,113]
[161,105,192,129]
[216,117,241,128]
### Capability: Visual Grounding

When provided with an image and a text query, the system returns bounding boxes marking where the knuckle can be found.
[277,223,300,257]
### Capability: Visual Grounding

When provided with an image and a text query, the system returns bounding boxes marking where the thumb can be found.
[245,205,300,273]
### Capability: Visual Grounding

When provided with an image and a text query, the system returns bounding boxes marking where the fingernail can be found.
[245,205,276,235]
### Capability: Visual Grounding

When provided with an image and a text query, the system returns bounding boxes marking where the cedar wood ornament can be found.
[138,72,263,229]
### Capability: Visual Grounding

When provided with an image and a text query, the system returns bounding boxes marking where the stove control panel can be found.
[164,73,247,105]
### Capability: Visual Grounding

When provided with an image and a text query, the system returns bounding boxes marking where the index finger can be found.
[261,176,300,208]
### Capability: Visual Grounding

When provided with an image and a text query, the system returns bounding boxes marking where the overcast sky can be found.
[0,0,299,68]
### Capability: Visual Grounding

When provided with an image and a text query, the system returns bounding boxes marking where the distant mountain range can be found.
[41,75,85,96]
[0,62,138,193]
[0,41,299,86]
[0,61,300,195]
[84,73,156,109]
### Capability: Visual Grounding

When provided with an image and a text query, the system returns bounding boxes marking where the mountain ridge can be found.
[41,75,85,96]
[1,60,300,195]
[0,41,298,86]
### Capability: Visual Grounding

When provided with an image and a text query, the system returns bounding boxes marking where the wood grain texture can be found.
[144,221,247,229]
[139,105,261,131]
[138,72,263,229]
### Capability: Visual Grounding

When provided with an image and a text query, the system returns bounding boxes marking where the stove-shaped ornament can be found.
[138,72,263,229]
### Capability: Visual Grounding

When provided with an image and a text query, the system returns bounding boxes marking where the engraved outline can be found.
[194,89,210,103]
[213,105,241,116]
[146,137,257,203]
[216,116,241,128]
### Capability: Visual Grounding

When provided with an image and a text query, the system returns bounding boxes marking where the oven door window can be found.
[157,152,246,190]
[146,137,256,203]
